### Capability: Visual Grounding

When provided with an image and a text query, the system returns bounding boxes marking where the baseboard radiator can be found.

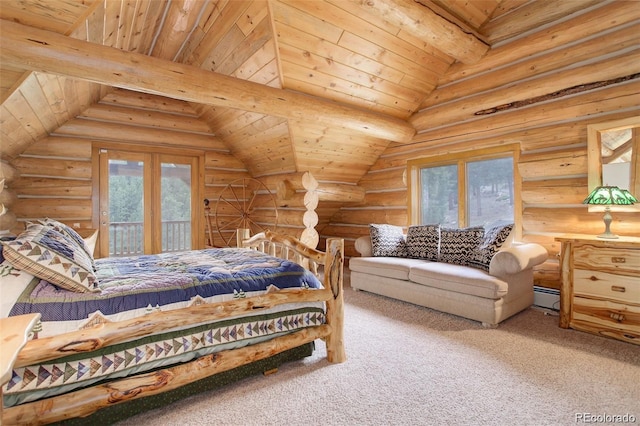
[533,286,560,311]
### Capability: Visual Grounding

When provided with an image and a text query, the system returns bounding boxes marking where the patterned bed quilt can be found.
[2,248,325,407]
[8,247,323,334]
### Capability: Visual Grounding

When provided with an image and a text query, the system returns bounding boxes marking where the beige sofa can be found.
[349,233,548,327]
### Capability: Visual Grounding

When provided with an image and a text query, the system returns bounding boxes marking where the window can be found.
[95,145,203,257]
[408,146,518,228]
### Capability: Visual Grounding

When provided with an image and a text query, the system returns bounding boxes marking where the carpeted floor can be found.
[115,280,640,426]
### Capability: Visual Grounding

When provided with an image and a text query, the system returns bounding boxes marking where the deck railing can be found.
[109,221,191,256]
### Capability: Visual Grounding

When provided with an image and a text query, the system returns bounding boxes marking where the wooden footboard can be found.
[1,229,344,425]
[238,229,345,363]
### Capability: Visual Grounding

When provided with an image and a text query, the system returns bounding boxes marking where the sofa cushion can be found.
[438,226,484,266]
[369,224,408,257]
[349,256,427,280]
[406,224,439,261]
[468,223,514,272]
[409,262,508,299]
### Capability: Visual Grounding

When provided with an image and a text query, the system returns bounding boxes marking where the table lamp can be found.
[583,185,638,239]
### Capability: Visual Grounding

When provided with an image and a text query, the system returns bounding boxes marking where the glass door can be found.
[99,150,150,257]
[159,155,193,253]
[98,149,199,257]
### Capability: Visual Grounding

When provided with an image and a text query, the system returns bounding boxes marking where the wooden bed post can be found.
[324,237,346,363]
[4,228,346,424]
[236,229,250,247]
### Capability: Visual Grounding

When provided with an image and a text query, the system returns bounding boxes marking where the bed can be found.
[0,223,345,425]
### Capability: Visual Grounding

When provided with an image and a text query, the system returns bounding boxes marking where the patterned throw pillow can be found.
[468,223,514,272]
[39,218,95,267]
[2,223,99,293]
[406,224,439,261]
[438,226,484,266]
[369,224,408,257]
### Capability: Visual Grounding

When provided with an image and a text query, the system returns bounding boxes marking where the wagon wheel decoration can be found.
[214,178,279,247]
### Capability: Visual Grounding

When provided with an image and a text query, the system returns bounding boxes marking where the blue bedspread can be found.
[9,248,322,321]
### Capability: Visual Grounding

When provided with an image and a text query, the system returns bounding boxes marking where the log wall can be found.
[322,9,640,289]
[7,91,250,250]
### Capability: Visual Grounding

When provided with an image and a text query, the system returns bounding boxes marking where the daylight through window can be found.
[408,146,517,228]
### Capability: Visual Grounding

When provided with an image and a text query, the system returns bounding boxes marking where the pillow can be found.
[406,224,439,261]
[438,226,484,266]
[369,224,407,257]
[468,223,514,272]
[39,218,95,265]
[83,230,99,256]
[1,223,99,293]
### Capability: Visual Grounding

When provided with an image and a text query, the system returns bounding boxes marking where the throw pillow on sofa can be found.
[438,226,484,267]
[406,224,439,261]
[468,223,514,272]
[369,224,408,257]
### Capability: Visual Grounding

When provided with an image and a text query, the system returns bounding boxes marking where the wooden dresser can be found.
[556,235,640,345]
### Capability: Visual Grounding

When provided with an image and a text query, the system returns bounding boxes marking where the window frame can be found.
[92,142,206,258]
[407,144,521,234]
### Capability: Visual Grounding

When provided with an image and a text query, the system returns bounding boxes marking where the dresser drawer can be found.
[572,296,640,335]
[573,244,640,273]
[573,269,640,304]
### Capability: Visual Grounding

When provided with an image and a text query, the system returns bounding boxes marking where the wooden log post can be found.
[323,237,346,363]
[0,162,19,183]
[0,161,20,233]
[558,240,572,329]
[300,172,320,247]
[272,172,366,248]
[276,180,296,202]
[0,313,41,424]
[0,186,18,208]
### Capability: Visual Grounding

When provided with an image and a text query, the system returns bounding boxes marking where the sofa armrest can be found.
[489,243,548,276]
[354,236,373,257]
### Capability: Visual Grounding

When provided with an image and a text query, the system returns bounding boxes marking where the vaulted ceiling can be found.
[0,0,603,183]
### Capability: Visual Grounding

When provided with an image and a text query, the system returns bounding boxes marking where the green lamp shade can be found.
[583,186,638,205]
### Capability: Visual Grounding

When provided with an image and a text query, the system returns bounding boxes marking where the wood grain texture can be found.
[0,20,415,143]
[6,326,332,425]
[352,0,489,64]
[3,230,345,423]
[0,314,40,385]
[556,236,640,344]
[2,0,640,294]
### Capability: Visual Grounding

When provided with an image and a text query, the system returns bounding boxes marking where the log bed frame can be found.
[1,229,345,425]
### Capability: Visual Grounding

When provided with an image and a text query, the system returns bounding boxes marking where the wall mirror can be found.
[587,116,640,212]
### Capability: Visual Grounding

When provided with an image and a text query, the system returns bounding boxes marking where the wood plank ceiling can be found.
[0,0,604,183]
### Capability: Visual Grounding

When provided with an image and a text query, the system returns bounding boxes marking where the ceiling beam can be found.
[349,0,489,64]
[0,20,416,144]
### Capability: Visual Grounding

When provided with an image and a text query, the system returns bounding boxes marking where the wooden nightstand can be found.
[1,313,40,424]
[556,235,640,345]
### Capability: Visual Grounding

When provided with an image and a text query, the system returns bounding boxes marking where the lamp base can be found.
[597,232,619,239]
[598,207,619,239]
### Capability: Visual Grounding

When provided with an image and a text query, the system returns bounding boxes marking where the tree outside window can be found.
[409,147,517,228]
